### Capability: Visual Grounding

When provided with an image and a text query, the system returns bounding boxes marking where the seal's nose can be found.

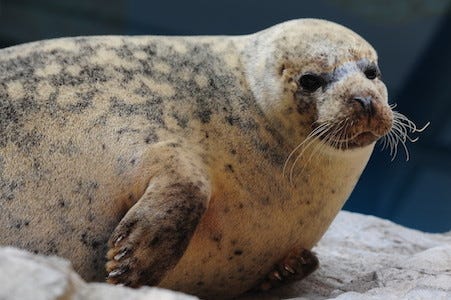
[353,96,374,116]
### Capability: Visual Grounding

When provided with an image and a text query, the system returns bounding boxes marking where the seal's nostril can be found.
[353,96,373,116]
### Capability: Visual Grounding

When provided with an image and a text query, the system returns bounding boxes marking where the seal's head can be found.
[244,18,393,151]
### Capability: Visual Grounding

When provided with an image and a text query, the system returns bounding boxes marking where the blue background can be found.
[0,0,450,232]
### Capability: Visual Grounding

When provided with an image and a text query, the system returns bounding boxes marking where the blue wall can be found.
[1,0,450,232]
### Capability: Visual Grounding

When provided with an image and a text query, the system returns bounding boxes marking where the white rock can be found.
[1,211,450,300]
[0,247,197,300]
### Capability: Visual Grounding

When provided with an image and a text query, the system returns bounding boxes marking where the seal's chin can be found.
[345,131,380,149]
[323,131,382,150]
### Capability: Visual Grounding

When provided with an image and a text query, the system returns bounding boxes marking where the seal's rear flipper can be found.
[106,144,211,287]
[257,248,319,291]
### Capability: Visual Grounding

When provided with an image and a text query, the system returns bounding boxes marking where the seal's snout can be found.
[352,96,374,117]
[345,95,393,148]
[313,88,393,150]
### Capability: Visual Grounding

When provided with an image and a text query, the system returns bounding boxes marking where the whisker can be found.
[379,135,388,151]
[288,125,333,181]
[300,123,341,173]
[283,123,330,179]
[380,108,429,161]
[343,118,351,151]
[287,119,346,184]
[384,129,397,160]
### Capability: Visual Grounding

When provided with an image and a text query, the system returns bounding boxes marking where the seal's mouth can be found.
[314,107,429,155]
[313,103,394,150]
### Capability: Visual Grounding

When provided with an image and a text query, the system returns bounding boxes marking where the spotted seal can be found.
[0,18,424,298]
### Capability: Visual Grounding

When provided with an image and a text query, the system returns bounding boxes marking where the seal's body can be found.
[0,19,394,298]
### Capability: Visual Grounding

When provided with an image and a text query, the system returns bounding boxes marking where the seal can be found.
[0,19,424,298]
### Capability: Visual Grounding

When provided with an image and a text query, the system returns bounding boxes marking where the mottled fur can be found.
[0,19,392,298]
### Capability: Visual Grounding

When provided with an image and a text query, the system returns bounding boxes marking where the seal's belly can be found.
[159,164,358,297]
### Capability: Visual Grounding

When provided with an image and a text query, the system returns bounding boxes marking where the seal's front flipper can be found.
[106,148,211,287]
[258,248,319,291]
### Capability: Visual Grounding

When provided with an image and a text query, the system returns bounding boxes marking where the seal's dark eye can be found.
[299,74,325,92]
[364,65,379,80]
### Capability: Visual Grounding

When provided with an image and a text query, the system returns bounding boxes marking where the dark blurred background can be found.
[0,0,450,232]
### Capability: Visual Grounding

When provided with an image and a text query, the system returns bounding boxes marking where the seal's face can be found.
[295,57,393,149]
[247,19,394,152]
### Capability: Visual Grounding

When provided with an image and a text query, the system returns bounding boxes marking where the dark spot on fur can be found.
[0,99,18,148]
[65,89,96,113]
[46,240,59,255]
[226,115,240,126]
[197,109,212,124]
[168,142,180,148]
[50,72,83,86]
[172,112,189,128]
[144,129,159,144]
[234,249,243,256]
[81,232,88,245]
[109,96,165,126]
[260,197,270,205]
[225,164,234,173]
[114,44,135,60]
[196,281,204,286]
[116,127,140,136]
[211,233,222,243]
[79,65,109,83]
[58,199,66,207]
[12,129,44,153]
[73,180,99,204]
[115,66,135,83]
[0,177,21,201]
[149,236,161,247]
[91,240,100,249]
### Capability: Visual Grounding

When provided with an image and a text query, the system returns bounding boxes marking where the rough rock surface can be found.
[1,211,450,300]
[0,247,196,300]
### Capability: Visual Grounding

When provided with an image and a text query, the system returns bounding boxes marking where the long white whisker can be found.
[379,105,430,161]
[283,123,330,177]
[301,124,339,172]
[287,124,332,184]
[288,119,346,183]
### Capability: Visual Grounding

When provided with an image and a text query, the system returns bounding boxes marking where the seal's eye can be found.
[299,74,325,92]
[364,65,379,80]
